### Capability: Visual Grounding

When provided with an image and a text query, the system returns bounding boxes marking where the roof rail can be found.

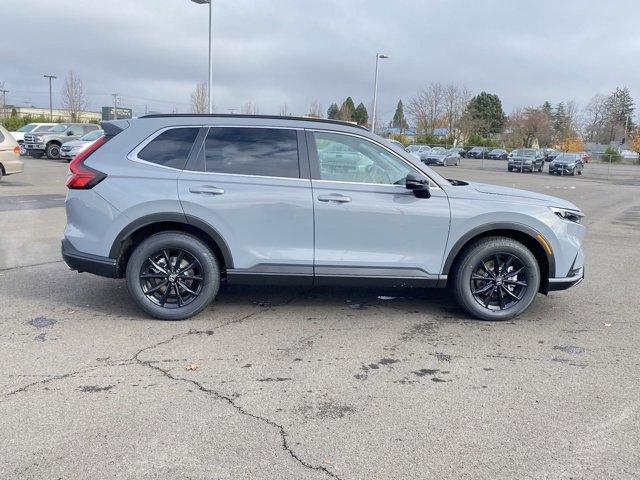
[138,113,370,131]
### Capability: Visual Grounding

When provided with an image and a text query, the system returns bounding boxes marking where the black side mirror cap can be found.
[405,173,431,198]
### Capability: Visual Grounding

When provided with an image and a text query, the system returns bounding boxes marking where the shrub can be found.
[604,145,621,163]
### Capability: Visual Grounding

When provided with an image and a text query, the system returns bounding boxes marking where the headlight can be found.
[33,136,42,142]
[550,207,584,224]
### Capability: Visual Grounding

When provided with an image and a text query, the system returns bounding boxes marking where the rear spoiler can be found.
[100,119,130,138]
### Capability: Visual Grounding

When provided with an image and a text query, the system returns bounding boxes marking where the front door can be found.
[178,126,314,282]
[307,130,450,283]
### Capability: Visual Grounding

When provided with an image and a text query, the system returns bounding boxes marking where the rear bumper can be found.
[61,239,118,278]
[547,267,584,291]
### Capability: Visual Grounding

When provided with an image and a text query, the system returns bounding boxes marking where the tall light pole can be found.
[43,74,56,121]
[0,89,8,117]
[191,0,214,114]
[371,53,388,133]
[112,93,119,120]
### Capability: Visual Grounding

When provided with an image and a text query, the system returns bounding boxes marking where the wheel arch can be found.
[442,223,554,293]
[109,213,233,277]
[47,139,62,146]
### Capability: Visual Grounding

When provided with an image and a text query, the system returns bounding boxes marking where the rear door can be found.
[178,126,314,281]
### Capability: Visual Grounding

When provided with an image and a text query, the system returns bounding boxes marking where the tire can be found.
[570,168,576,176]
[45,143,61,159]
[508,167,512,172]
[452,237,540,321]
[0,168,3,182]
[126,231,221,320]
[578,169,582,175]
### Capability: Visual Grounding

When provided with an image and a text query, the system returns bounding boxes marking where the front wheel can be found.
[45,143,61,159]
[452,237,540,321]
[126,232,221,320]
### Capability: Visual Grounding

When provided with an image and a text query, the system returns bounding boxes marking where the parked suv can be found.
[23,123,100,159]
[508,148,545,172]
[62,115,585,321]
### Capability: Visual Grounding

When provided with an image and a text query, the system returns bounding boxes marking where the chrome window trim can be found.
[307,128,443,189]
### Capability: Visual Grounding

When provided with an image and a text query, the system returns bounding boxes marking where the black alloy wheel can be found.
[470,253,528,311]
[140,248,204,308]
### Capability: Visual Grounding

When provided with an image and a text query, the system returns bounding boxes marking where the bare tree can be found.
[279,102,290,116]
[443,84,472,142]
[307,100,323,118]
[407,83,445,136]
[583,94,607,142]
[61,70,87,121]
[241,102,259,115]
[507,107,552,147]
[190,81,209,114]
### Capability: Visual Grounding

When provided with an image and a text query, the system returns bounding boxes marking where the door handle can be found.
[189,185,225,195]
[317,194,351,203]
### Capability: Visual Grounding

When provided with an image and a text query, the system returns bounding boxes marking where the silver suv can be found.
[62,115,585,321]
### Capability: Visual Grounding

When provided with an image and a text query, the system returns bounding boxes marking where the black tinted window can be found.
[204,127,299,178]
[139,128,199,169]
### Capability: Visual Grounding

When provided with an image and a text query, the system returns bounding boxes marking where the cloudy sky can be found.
[3,0,640,120]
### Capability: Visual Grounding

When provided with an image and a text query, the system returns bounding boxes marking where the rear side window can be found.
[138,127,199,169]
[0,130,4,143]
[204,127,299,178]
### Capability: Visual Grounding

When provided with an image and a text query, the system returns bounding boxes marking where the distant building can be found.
[6,105,101,122]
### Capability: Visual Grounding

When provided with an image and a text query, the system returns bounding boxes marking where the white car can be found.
[405,144,431,161]
[620,149,639,161]
[10,123,56,144]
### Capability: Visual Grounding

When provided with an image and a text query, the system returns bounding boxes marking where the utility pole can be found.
[112,93,119,120]
[0,89,8,117]
[43,74,56,121]
[371,53,389,133]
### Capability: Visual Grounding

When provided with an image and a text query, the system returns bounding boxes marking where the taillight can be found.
[13,146,20,155]
[66,135,107,189]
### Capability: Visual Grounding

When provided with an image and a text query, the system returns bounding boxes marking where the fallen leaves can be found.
[185,363,200,371]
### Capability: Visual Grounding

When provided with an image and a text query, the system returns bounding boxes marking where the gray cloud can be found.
[3,0,639,119]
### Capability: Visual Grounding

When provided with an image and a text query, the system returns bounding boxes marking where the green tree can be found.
[327,103,340,120]
[465,92,506,136]
[354,102,369,126]
[541,101,552,119]
[392,100,408,131]
[339,97,356,122]
[553,102,568,138]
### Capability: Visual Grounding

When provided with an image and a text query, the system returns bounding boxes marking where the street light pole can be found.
[191,0,214,114]
[112,93,119,120]
[0,89,8,117]
[43,74,56,121]
[371,53,388,133]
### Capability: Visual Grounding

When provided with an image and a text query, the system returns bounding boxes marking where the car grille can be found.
[24,134,36,143]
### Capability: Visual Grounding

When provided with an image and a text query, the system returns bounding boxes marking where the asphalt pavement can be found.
[1,157,639,479]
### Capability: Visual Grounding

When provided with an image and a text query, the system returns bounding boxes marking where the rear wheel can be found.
[126,232,221,320]
[452,237,540,321]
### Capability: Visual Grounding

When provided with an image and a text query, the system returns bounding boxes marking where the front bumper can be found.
[547,267,584,291]
[24,144,46,152]
[549,165,575,174]
[62,239,118,278]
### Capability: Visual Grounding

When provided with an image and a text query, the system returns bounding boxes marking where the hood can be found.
[62,139,88,148]
[466,181,579,209]
[427,153,447,159]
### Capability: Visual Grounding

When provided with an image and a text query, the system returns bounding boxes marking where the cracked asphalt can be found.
[1,158,640,479]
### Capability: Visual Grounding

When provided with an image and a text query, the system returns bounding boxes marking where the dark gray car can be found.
[548,153,584,176]
[508,149,545,172]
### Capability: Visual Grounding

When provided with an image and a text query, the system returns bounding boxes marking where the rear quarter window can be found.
[138,127,200,169]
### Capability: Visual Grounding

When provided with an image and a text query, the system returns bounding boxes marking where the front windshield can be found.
[80,130,104,141]
[513,149,536,157]
[554,153,580,163]
[49,124,70,133]
[34,125,53,132]
[406,145,420,152]
[490,149,503,154]
[431,147,446,154]
[17,124,37,133]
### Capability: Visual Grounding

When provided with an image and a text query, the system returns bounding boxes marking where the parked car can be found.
[620,149,639,161]
[508,148,545,172]
[548,153,584,176]
[466,146,489,159]
[423,148,461,166]
[486,148,508,160]
[448,147,466,157]
[23,123,100,159]
[419,146,446,161]
[544,149,560,162]
[0,125,24,181]
[62,114,585,322]
[9,122,56,145]
[406,144,431,160]
[60,129,105,161]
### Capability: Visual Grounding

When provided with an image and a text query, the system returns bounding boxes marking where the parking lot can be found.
[2,157,639,479]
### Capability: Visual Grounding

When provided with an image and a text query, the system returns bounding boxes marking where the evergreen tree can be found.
[553,102,568,138]
[392,100,408,131]
[354,103,369,126]
[466,92,506,136]
[339,97,356,122]
[541,101,552,119]
[327,103,340,120]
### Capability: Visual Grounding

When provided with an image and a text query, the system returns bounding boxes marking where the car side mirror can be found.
[405,173,431,198]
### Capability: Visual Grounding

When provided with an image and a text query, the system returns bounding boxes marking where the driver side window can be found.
[313,131,412,185]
